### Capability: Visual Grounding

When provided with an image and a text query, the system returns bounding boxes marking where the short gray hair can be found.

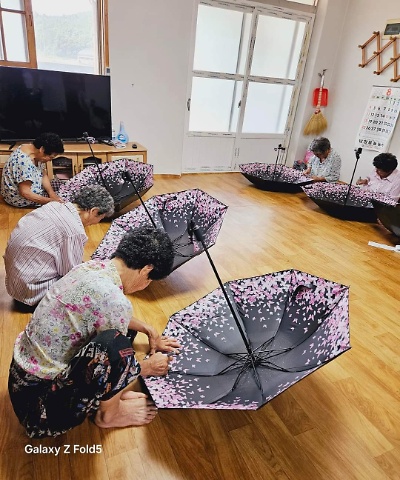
[310,137,331,154]
[72,185,114,217]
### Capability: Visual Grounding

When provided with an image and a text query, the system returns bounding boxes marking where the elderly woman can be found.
[303,137,341,182]
[356,152,400,201]
[0,132,64,207]
[8,226,180,438]
[4,184,115,308]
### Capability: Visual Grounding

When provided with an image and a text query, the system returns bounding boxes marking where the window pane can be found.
[242,82,293,134]
[32,0,98,74]
[1,0,24,9]
[193,5,250,74]
[189,77,241,132]
[251,16,306,79]
[3,11,28,62]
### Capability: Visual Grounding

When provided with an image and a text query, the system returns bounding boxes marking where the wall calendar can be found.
[356,86,400,152]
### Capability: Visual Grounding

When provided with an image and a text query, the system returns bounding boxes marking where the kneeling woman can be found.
[8,226,180,438]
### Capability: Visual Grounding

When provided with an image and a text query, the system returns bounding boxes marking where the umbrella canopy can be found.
[143,269,350,410]
[92,189,228,271]
[371,200,400,237]
[239,163,313,193]
[302,183,397,222]
[58,158,154,212]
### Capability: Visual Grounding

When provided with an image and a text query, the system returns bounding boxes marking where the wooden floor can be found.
[0,173,399,480]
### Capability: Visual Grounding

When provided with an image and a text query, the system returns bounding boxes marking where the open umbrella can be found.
[91,189,228,271]
[302,182,396,222]
[143,268,350,410]
[301,148,396,221]
[239,145,312,193]
[371,200,400,237]
[58,158,154,212]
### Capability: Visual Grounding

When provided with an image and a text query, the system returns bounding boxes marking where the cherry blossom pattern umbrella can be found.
[58,158,154,212]
[92,189,228,271]
[143,269,350,410]
[302,183,397,222]
[371,200,400,237]
[239,163,313,193]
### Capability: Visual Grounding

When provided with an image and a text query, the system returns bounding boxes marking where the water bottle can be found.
[117,121,129,144]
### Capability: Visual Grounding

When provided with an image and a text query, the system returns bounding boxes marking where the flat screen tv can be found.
[0,66,112,142]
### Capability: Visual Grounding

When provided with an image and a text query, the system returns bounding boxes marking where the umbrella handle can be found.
[315,69,327,110]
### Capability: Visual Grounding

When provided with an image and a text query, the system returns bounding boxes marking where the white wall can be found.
[109,0,400,180]
[108,0,193,174]
[324,0,400,182]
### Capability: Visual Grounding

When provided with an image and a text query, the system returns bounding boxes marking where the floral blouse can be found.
[13,260,133,380]
[308,149,341,182]
[0,146,46,207]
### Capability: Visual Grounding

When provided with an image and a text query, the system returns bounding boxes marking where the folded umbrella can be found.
[143,268,350,410]
[92,189,228,271]
[302,182,396,222]
[58,158,154,212]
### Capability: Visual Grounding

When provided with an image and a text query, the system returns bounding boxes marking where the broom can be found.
[303,70,328,136]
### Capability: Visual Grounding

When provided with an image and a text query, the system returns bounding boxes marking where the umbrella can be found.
[143,268,350,410]
[239,144,313,193]
[91,189,228,271]
[240,163,313,193]
[371,200,400,237]
[58,158,154,212]
[302,182,397,222]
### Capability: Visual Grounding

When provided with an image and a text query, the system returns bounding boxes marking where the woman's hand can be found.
[139,352,172,377]
[356,178,368,185]
[154,335,181,354]
[311,176,325,182]
[147,325,181,355]
[49,194,64,203]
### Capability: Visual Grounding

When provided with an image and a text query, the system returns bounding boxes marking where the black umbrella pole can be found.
[82,132,108,190]
[272,144,285,180]
[344,148,362,205]
[122,171,157,229]
[191,225,253,355]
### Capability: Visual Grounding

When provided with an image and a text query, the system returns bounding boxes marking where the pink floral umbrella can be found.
[58,158,154,212]
[239,163,312,193]
[143,269,350,410]
[92,189,228,271]
[302,183,397,222]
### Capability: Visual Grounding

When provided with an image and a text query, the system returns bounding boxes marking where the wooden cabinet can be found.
[0,142,147,181]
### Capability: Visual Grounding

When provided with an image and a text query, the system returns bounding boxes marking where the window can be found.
[188,3,310,135]
[0,0,108,74]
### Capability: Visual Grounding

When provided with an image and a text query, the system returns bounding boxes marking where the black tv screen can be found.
[0,66,112,141]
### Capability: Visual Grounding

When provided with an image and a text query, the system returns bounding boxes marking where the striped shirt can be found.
[4,202,87,306]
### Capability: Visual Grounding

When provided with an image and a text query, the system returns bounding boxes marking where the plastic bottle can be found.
[111,127,116,141]
[117,121,129,144]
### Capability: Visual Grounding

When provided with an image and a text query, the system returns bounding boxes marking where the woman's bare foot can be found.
[95,391,158,428]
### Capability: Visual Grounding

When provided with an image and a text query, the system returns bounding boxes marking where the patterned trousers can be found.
[8,329,140,438]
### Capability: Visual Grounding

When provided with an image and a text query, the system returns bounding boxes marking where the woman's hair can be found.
[112,226,175,280]
[310,137,331,154]
[72,185,115,217]
[33,132,64,155]
[373,153,398,172]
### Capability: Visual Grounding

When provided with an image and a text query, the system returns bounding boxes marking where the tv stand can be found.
[0,141,147,181]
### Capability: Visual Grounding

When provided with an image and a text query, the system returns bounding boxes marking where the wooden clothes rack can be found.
[359,31,400,82]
